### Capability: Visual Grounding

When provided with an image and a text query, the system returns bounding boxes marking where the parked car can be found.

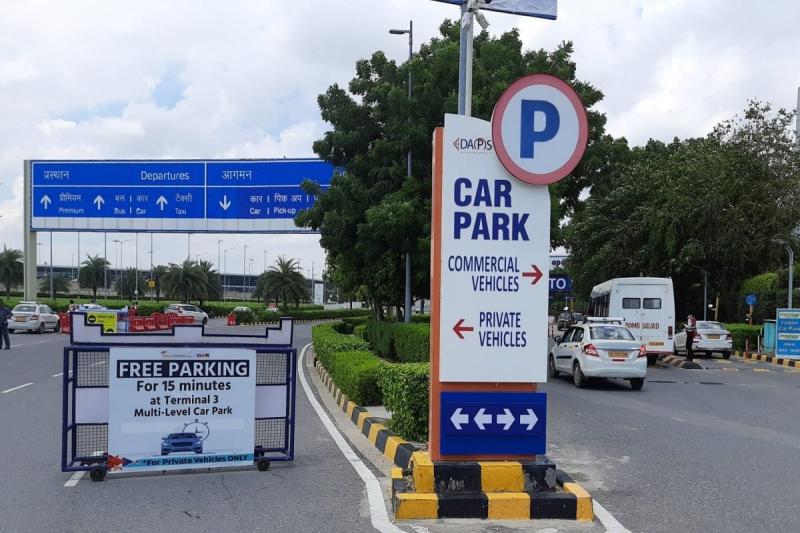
[231,306,252,313]
[549,320,647,390]
[161,432,203,455]
[673,321,732,359]
[8,302,60,333]
[164,303,209,325]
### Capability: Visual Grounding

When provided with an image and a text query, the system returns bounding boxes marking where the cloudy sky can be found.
[1,0,798,276]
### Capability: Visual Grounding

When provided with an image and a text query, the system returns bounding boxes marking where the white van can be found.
[588,277,675,365]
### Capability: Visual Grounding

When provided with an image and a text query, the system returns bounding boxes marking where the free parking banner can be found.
[107,347,256,473]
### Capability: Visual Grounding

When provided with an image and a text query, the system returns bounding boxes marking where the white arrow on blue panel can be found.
[93,195,104,209]
[156,196,168,211]
[450,407,469,430]
[497,408,515,430]
[220,195,231,211]
[40,195,51,209]
[520,409,539,430]
[474,408,492,430]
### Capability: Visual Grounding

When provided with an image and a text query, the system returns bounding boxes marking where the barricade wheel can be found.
[89,467,107,482]
[256,458,270,472]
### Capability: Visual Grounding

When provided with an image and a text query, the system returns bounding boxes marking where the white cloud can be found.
[0,0,798,272]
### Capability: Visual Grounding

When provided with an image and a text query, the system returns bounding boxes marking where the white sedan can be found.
[673,321,732,359]
[549,322,647,390]
[8,302,61,333]
[164,303,209,325]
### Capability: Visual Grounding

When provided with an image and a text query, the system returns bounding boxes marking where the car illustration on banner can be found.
[161,432,204,455]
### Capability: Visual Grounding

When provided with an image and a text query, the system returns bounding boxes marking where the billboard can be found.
[432,0,557,20]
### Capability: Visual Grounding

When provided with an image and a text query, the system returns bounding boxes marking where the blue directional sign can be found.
[745,293,758,306]
[440,391,547,455]
[776,308,800,359]
[549,274,572,293]
[29,159,334,233]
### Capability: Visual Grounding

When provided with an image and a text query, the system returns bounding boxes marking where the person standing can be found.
[685,314,697,361]
[0,300,12,350]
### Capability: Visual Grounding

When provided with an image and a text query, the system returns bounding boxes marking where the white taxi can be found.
[549,318,647,390]
[8,302,61,333]
[673,321,732,359]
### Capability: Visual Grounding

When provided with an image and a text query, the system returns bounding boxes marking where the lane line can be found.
[1,382,34,394]
[297,343,403,533]
[594,500,631,533]
[64,470,86,487]
[52,370,72,378]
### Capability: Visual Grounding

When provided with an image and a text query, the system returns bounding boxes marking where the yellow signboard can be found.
[147,279,156,289]
[87,312,118,333]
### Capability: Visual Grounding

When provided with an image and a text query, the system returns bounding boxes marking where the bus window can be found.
[643,298,662,309]
[622,298,641,309]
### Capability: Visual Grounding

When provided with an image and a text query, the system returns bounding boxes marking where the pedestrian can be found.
[68,299,78,313]
[684,314,697,361]
[0,299,12,350]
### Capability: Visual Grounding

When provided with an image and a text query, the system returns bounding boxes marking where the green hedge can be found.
[392,323,430,362]
[233,309,256,324]
[354,324,367,339]
[311,323,382,405]
[724,323,761,351]
[410,314,431,323]
[379,363,430,442]
[365,320,395,358]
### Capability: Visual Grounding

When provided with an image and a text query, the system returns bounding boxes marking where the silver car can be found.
[8,302,61,333]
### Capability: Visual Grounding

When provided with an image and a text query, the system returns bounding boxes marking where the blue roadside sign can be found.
[549,274,572,293]
[30,159,334,233]
[431,0,557,19]
[440,391,547,455]
[776,308,800,359]
[745,294,758,306]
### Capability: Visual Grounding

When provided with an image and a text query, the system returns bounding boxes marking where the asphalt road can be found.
[544,338,800,533]
[0,322,375,533]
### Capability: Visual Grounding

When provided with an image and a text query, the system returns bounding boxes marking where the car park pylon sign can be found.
[429,74,587,459]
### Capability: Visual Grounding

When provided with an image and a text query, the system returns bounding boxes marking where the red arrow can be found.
[452,319,474,339]
[521,264,543,285]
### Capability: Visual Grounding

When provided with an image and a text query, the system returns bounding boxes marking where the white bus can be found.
[588,277,675,365]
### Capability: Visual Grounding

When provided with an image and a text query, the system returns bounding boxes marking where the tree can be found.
[78,255,110,299]
[160,260,209,303]
[564,101,800,320]
[152,265,168,302]
[195,260,222,305]
[0,245,23,296]
[298,21,621,316]
[253,256,307,308]
[39,275,71,298]
[114,268,147,301]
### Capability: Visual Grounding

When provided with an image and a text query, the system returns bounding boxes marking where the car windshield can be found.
[697,321,725,330]
[13,305,36,313]
[590,326,635,341]
[167,433,196,439]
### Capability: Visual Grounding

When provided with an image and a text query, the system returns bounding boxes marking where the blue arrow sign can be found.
[440,391,547,455]
[29,159,335,233]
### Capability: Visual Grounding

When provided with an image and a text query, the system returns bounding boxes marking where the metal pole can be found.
[458,2,473,116]
[77,232,80,297]
[218,239,222,272]
[49,232,53,301]
[134,233,138,299]
[187,234,191,262]
[788,245,794,309]
[703,269,708,321]
[243,244,247,301]
[405,21,414,322]
[263,249,267,272]
[103,232,107,300]
[796,87,799,151]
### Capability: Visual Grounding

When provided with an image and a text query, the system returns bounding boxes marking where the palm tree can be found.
[254,256,307,308]
[152,265,168,302]
[78,255,110,299]
[0,245,23,296]
[39,276,71,298]
[195,260,222,305]
[161,260,209,303]
[114,268,147,301]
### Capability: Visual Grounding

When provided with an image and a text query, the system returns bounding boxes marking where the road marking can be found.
[594,500,632,533]
[64,470,86,487]
[752,368,770,373]
[1,383,34,394]
[297,343,403,533]
[52,370,72,378]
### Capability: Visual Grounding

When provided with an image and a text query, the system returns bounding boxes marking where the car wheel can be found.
[647,353,658,366]
[722,351,731,360]
[37,322,45,334]
[8,329,14,334]
[572,361,587,388]
[548,354,559,379]
[673,344,678,355]
[630,378,645,391]
[202,317,208,325]
[54,321,61,333]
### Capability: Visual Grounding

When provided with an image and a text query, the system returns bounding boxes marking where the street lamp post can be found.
[112,239,132,298]
[223,247,236,301]
[774,239,795,308]
[49,232,54,301]
[390,20,414,323]
[248,259,255,302]
[36,242,43,298]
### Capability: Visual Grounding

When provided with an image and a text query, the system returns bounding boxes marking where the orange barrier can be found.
[129,317,146,332]
[59,313,71,334]
[227,313,237,326]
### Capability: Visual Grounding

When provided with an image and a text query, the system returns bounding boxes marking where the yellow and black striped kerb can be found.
[313,356,593,522]
[736,351,800,369]
[313,359,417,470]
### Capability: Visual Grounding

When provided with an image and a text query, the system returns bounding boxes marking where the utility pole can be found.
[49,232,54,301]
[243,244,248,300]
[134,233,138,300]
[103,232,108,300]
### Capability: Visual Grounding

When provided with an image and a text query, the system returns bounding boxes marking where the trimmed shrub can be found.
[365,320,395,359]
[312,323,371,369]
[328,350,384,405]
[724,323,761,351]
[233,309,256,324]
[354,324,367,339]
[379,363,430,442]
[392,323,430,362]
[410,314,431,323]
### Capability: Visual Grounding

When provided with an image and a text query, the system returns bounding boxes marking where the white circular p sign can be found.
[491,74,588,185]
